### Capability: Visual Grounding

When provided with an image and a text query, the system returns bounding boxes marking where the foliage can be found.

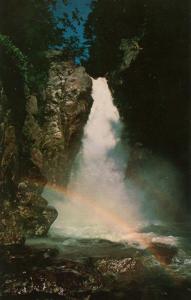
[0,0,83,90]
[0,34,28,81]
[119,38,142,71]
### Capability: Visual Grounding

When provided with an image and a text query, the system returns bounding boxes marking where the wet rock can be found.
[0,57,92,244]
[0,209,25,246]
[0,243,191,299]
[0,246,103,297]
[148,240,178,264]
[96,257,141,275]
[26,95,38,115]
[0,230,25,247]
[1,268,100,297]
[31,147,43,169]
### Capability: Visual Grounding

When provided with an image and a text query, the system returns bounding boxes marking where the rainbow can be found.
[30,179,177,257]
[43,182,167,251]
[43,182,182,283]
[28,180,180,281]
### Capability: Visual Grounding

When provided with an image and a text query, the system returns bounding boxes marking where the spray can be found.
[43,78,144,242]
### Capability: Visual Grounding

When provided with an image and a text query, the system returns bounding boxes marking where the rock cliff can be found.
[84,0,190,220]
[0,55,93,245]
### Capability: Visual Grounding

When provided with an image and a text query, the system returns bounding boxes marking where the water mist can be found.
[44,78,144,243]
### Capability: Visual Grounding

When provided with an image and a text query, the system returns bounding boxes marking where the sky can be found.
[54,0,92,45]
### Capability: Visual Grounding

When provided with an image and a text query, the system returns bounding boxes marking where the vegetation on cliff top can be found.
[0,0,83,91]
[0,34,28,80]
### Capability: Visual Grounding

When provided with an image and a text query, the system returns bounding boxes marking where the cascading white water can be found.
[44,78,143,242]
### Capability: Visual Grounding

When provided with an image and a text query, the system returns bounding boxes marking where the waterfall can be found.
[44,78,143,242]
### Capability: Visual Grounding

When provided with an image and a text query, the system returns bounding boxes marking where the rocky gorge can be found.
[0,51,93,245]
[0,0,190,297]
[0,52,191,299]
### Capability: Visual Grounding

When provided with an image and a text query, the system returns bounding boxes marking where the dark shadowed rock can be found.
[0,246,102,298]
[0,243,190,299]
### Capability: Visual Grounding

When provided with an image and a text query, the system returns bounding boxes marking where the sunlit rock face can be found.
[0,54,92,245]
[42,57,93,184]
